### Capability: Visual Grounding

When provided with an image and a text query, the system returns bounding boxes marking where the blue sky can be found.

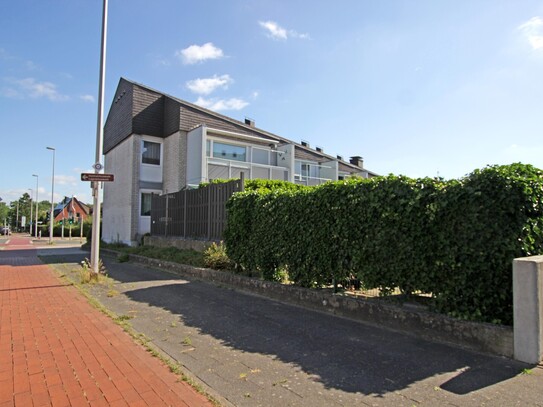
[1,0,542,205]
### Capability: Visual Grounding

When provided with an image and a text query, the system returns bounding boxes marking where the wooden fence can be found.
[150,177,244,241]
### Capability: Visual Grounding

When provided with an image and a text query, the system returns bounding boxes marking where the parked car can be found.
[1,226,11,235]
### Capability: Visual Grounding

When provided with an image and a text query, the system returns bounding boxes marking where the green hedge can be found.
[200,178,308,192]
[224,164,543,324]
[43,222,90,238]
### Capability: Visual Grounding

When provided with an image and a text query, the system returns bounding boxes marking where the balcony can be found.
[294,174,333,186]
[207,157,289,182]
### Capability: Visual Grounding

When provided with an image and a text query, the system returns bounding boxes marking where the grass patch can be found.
[117,253,129,263]
[108,245,205,268]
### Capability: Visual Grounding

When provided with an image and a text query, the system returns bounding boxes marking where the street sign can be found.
[81,173,114,182]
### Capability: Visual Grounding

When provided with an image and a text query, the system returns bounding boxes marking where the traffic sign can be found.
[81,173,114,182]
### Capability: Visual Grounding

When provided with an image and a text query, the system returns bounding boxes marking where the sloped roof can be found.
[119,78,372,174]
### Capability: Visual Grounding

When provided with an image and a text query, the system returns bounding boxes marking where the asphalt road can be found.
[43,249,543,407]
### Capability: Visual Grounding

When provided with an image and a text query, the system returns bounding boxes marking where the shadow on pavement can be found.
[97,258,529,397]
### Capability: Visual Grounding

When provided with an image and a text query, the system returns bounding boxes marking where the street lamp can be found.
[90,0,109,275]
[46,147,55,244]
[28,188,33,235]
[32,174,39,238]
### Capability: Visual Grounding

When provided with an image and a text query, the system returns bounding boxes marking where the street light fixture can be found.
[32,174,39,238]
[46,147,55,244]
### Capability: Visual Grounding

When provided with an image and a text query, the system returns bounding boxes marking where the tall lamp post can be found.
[32,174,39,238]
[28,188,33,235]
[46,147,56,244]
[90,0,109,275]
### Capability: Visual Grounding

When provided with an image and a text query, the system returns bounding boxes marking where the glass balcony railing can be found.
[207,157,289,182]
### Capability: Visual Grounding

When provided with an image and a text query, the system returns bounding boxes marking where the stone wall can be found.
[108,250,514,358]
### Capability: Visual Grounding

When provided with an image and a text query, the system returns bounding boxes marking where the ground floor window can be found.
[141,193,153,216]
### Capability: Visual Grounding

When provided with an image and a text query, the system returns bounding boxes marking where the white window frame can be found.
[141,137,163,167]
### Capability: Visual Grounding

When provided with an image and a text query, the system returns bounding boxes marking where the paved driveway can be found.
[46,251,543,407]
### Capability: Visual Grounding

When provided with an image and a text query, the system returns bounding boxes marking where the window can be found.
[213,142,246,162]
[252,148,269,165]
[142,141,161,165]
[301,163,310,177]
[141,193,153,216]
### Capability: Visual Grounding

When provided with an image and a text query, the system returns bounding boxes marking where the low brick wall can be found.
[143,236,213,252]
[105,250,513,358]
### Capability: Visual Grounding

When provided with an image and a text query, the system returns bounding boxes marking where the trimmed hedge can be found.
[224,164,543,324]
[200,178,308,192]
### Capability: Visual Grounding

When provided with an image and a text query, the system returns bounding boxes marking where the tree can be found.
[6,193,42,230]
[0,202,8,225]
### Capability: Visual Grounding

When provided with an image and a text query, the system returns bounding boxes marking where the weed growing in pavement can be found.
[114,314,132,322]
[107,289,119,297]
[79,257,108,284]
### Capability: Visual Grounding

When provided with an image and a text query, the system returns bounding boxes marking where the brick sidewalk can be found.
[0,238,213,406]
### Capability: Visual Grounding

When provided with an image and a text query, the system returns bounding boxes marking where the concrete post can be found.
[513,255,543,364]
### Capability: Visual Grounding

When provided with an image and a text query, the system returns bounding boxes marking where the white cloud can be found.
[186,74,233,95]
[518,16,543,50]
[195,97,249,111]
[80,94,95,103]
[54,175,78,186]
[2,77,69,101]
[259,21,288,40]
[176,42,224,64]
[259,21,310,40]
[251,91,259,99]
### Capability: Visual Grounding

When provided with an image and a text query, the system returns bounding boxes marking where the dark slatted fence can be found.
[150,178,244,240]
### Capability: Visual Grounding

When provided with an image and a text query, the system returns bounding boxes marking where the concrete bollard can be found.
[513,255,543,364]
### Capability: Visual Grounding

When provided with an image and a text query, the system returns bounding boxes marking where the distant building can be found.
[53,196,90,223]
[102,78,378,245]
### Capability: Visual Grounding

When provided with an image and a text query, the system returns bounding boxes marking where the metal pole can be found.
[47,147,55,244]
[28,188,33,235]
[16,201,19,232]
[165,194,169,237]
[33,174,39,238]
[90,0,108,274]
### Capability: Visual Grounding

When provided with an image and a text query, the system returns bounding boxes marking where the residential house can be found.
[102,78,378,245]
[53,196,90,223]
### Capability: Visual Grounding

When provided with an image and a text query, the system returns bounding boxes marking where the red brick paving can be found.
[0,236,213,406]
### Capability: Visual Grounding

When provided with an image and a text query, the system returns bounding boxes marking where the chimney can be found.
[315,146,323,153]
[244,117,255,127]
[350,156,364,168]
[301,140,310,148]
[337,155,344,161]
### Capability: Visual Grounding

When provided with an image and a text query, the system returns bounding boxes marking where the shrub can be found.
[203,242,234,270]
[224,163,543,324]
